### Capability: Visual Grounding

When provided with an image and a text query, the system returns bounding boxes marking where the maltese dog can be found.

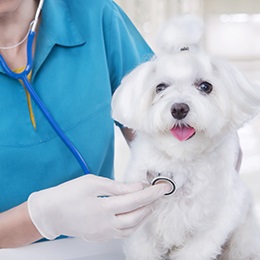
[112,16,260,260]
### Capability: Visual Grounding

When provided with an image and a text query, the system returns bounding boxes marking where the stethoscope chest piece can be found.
[151,176,176,196]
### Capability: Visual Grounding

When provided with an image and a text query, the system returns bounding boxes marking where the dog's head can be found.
[112,17,260,150]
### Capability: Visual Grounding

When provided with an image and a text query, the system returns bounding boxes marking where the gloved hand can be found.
[27,174,168,241]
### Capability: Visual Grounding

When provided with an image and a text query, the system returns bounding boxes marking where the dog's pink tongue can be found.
[170,126,195,141]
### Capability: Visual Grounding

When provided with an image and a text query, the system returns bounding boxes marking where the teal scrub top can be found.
[0,0,153,212]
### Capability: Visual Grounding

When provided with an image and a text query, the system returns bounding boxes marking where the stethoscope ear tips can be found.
[151,176,176,196]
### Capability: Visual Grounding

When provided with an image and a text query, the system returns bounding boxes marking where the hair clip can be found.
[180,46,190,52]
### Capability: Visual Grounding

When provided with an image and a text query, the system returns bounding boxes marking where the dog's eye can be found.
[156,83,169,94]
[198,81,213,94]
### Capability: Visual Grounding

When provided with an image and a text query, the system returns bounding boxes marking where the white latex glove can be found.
[27,174,168,241]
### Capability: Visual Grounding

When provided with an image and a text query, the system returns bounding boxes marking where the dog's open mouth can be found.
[170,125,196,141]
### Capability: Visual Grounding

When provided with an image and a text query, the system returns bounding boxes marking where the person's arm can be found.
[0,175,169,248]
[0,202,42,248]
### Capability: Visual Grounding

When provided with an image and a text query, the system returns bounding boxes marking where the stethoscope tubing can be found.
[0,31,91,175]
[0,32,34,79]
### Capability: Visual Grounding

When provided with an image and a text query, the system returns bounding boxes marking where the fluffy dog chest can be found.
[146,178,231,254]
[134,145,236,249]
[149,199,201,249]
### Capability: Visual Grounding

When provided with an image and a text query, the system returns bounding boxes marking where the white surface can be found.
[0,238,125,260]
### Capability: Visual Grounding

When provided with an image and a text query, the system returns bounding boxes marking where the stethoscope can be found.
[0,0,90,174]
[0,0,182,195]
[150,173,187,196]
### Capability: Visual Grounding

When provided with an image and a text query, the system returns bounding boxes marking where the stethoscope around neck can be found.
[0,0,91,174]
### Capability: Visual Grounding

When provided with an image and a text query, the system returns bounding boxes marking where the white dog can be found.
[112,17,260,260]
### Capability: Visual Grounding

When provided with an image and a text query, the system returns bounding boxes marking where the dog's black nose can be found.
[171,103,190,119]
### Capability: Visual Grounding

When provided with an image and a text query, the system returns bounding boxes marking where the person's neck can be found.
[0,0,38,69]
[0,0,38,52]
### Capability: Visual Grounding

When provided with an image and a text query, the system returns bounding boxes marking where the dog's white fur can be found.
[112,17,260,260]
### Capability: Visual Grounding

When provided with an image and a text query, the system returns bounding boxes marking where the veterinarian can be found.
[0,0,170,248]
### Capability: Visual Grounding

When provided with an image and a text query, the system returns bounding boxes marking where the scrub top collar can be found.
[39,0,86,47]
[32,0,86,79]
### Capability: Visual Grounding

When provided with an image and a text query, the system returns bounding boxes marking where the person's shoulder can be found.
[60,0,120,32]
[63,0,122,24]
[64,0,116,11]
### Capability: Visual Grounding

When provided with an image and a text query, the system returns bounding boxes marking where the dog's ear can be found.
[112,60,156,130]
[213,59,260,128]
